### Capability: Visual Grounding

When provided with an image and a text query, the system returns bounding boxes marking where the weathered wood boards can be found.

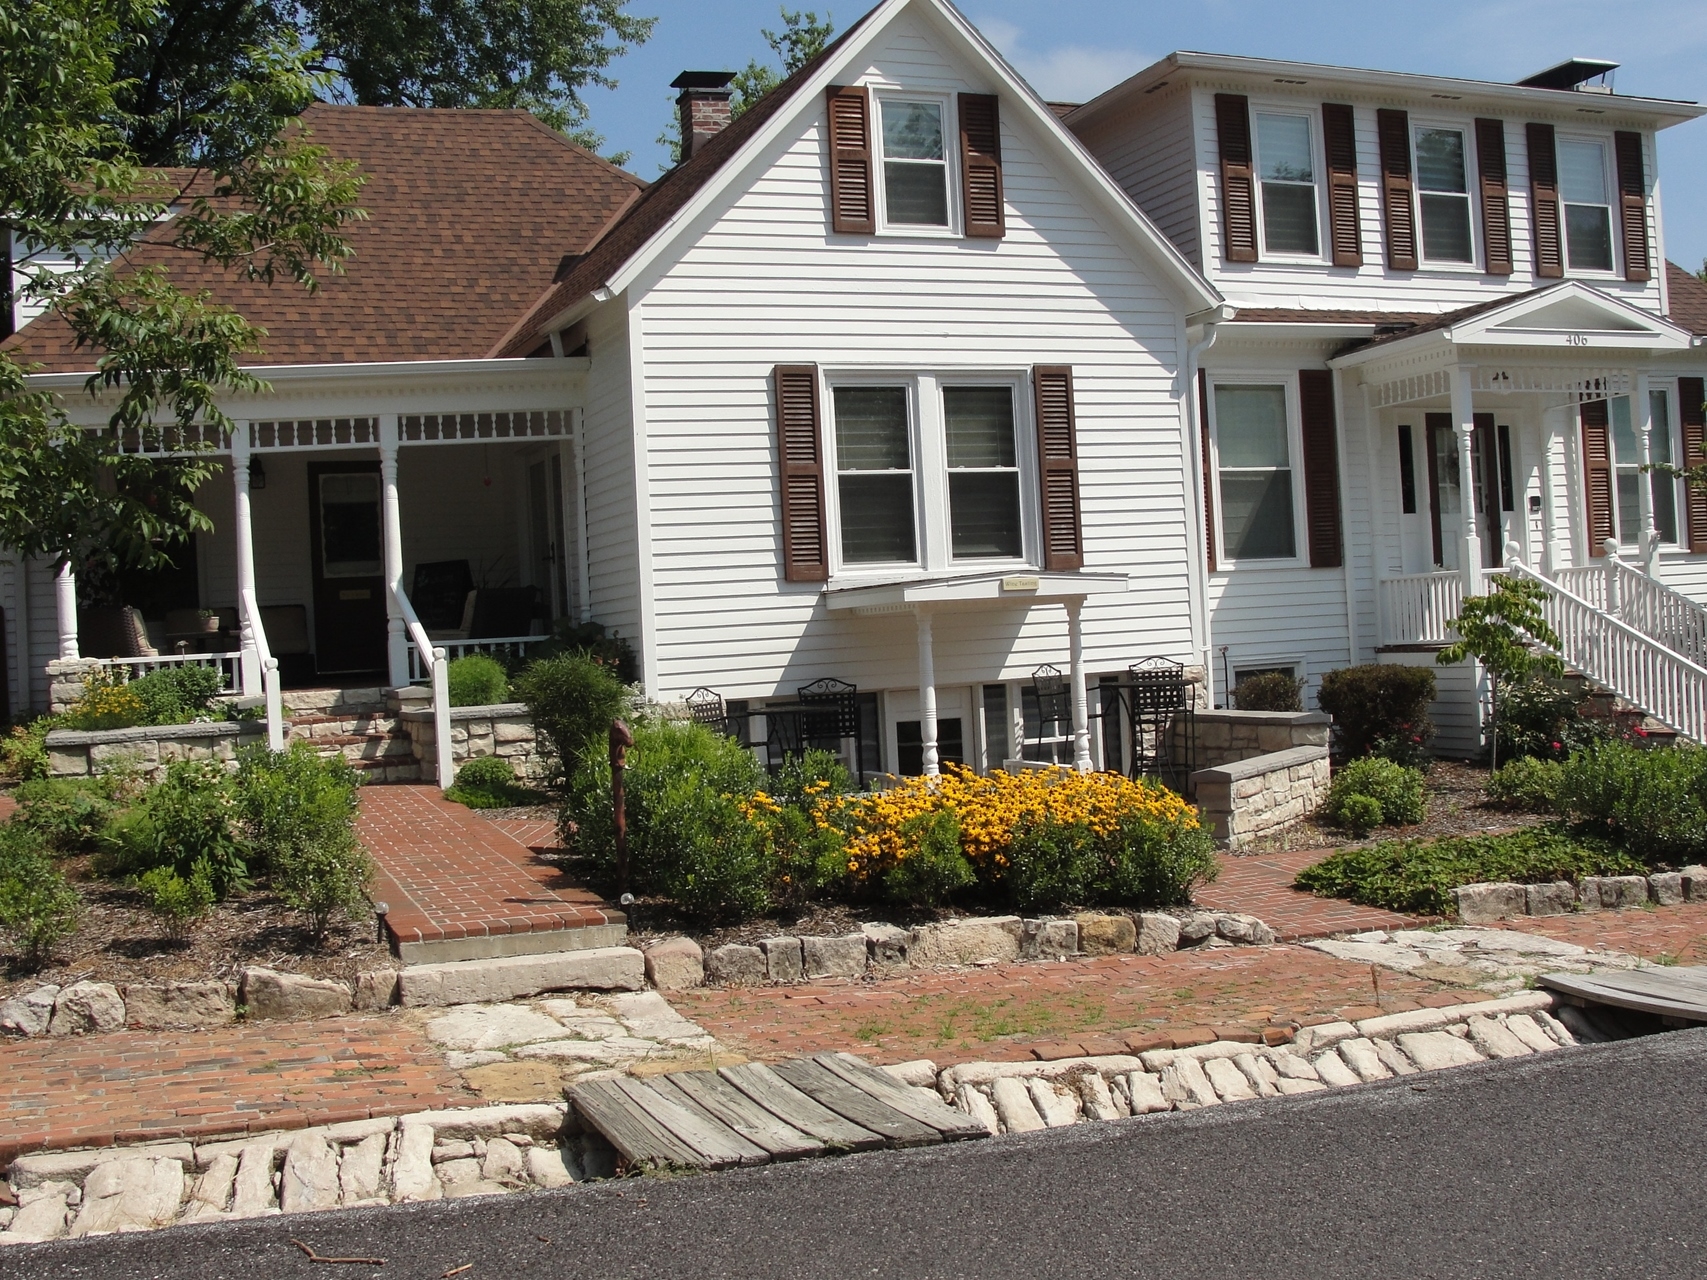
[1541,967,1707,1023]
[568,1054,987,1171]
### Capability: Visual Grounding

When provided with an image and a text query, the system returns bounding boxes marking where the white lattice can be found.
[399,411,568,443]
[249,417,380,449]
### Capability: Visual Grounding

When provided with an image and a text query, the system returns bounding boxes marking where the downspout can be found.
[1182,306,1230,708]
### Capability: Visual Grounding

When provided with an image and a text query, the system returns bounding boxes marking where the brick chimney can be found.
[672,71,736,162]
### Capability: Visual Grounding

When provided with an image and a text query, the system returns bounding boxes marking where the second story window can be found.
[880,99,949,227]
[1558,138,1614,272]
[1414,126,1473,263]
[1256,112,1318,255]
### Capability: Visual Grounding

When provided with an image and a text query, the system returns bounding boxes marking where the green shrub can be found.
[273,831,373,946]
[1002,816,1099,912]
[1001,808,1218,914]
[882,810,974,907]
[1322,757,1427,832]
[515,652,629,781]
[446,654,510,708]
[235,742,361,881]
[1105,810,1220,906]
[135,862,215,940]
[1232,671,1303,712]
[562,719,772,921]
[1495,677,1614,762]
[127,665,225,725]
[445,755,546,810]
[97,760,249,898]
[1317,664,1436,761]
[0,827,81,965]
[1486,757,1565,812]
[532,620,639,685]
[1294,826,1642,916]
[1553,741,1707,865]
[12,777,119,851]
[0,718,55,780]
[749,750,852,907]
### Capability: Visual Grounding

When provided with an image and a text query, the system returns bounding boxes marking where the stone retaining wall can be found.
[1174,709,1332,772]
[397,699,553,783]
[1190,745,1332,850]
[44,719,269,781]
[1453,867,1707,923]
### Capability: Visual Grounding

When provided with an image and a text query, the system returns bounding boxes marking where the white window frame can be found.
[1251,106,1325,263]
[1410,120,1478,270]
[870,89,961,238]
[1609,383,1684,551]
[1206,372,1308,569]
[1556,132,1620,278]
[822,368,1038,582]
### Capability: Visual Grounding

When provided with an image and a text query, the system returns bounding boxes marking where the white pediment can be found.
[1452,282,1692,351]
[1488,295,1649,333]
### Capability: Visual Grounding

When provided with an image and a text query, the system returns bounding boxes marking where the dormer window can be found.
[1255,112,1319,255]
[1414,126,1473,263]
[1558,137,1614,271]
[880,98,950,227]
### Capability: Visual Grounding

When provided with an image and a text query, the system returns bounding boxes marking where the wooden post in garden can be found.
[610,718,633,893]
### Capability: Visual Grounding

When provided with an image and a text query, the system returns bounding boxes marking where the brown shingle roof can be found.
[5,104,646,371]
[1667,260,1707,336]
[1230,308,1434,328]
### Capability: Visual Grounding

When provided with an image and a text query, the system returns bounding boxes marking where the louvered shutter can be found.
[1376,109,1417,270]
[774,365,828,582]
[825,86,875,235]
[1298,370,1343,568]
[1526,123,1563,279]
[958,93,1005,239]
[1214,94,1258,263]
[1032,366,1084,571]
[1321,103,1362,267]
[1198,369,1216,572]
[1581,399,1615,557]
[1475,119,1513,276]
[1614,131,1651,282]
[1681,376,1707,553]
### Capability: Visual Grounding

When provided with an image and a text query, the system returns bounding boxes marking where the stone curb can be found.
[1453,868,1707,924]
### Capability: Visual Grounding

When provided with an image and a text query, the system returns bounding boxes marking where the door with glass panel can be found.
[308,463,387,675]
[1422,414,1510,570]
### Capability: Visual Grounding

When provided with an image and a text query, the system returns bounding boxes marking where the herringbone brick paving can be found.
[1197,849,1422,938]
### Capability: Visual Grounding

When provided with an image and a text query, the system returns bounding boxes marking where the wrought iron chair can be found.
[685,687,729,734]
[796,677,865,785]
[1125,656,1194,786]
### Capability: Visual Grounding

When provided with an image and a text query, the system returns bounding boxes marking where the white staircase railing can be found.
[238,589,284,751]
[391,583,454,788]
[1504,555,1707,744]
[1555,546,1707,669]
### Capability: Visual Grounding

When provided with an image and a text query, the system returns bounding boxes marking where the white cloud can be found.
[971,15,1151,104]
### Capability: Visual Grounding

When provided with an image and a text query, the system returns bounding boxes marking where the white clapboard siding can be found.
[1070,83,1201,271]
[631,17,1197,700]
[580,303,646,647]
[1208,566,1350,705]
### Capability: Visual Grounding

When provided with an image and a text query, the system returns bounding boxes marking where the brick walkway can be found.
[0,1014,474,1166]
[1508,900,1707,965]
[357,786,616,952]
[1197,848,1421,939]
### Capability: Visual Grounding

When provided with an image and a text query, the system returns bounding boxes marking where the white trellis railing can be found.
[1505,557,1707,744]
[1378,571,1466,646]
[391,584,454,788]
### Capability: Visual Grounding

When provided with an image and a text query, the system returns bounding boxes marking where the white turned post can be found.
[1449,365,1483,595]
[1604,538,1623,615]
[916,606,939,777]
[231,428,261,696]
[1634,372,1658,575]
[379,416,408,689]
[1066,597,1091,772]
[54,560,78,659]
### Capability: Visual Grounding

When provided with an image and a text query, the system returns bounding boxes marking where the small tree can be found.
[1438,576,1565,769]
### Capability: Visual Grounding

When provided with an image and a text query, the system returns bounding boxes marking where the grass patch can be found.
[1293,825,1646,917]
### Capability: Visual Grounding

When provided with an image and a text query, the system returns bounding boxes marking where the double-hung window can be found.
[1414,126,1473,263]
[834,386,918,566]
[1255,112,1319,256]
[879,98,949,228]
[1610,391,1679,546]
[944,386,1022,558]
[1558,138,1615,272]
[1213,383,1297,561]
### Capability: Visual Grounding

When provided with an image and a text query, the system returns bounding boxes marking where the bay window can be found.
[1414,126,1473,263]
[1255,112,1319,256]
[1558,137,1615,272]
[1213,382,1297,561]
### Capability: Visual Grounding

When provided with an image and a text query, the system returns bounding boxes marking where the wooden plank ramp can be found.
[1541,966,1707,1023]
[567,1055,985,1172]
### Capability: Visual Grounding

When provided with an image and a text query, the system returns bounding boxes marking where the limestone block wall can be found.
[45,659,102,716]
[1175,710,1332,772]
[1189,745,1331,851]
[399,702,553,783]
[44,719,269,780]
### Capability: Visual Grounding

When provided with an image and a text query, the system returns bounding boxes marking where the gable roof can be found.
[5,104,646,372]
[1667,260,1707,336]
[491,0,1222,358]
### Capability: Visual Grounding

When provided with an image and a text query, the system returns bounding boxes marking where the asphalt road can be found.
[8,1026,1706,1280]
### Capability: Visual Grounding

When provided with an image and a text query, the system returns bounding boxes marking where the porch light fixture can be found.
[249,456,267,490]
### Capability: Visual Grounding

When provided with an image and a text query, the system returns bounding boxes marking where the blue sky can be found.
[586,0,1707,272]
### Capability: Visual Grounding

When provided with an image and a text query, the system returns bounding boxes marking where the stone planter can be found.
[44,719,269,780]
[1190,745,1332,850]
[397,701,553,782]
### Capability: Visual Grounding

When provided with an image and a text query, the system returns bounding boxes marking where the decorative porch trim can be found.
[1367,364,1638,407]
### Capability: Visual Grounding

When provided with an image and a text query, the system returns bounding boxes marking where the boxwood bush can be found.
[1231,671,1303,712]
[1317,664,1436,763]
[1320,757,1427,836]
[1552,740,1707,865]
[515,652,628,781]
[446,654,510,708]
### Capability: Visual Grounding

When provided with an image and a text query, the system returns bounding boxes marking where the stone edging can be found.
[1454,866,1707,923]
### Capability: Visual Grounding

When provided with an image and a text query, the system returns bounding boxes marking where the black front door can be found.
[308,463,387,675]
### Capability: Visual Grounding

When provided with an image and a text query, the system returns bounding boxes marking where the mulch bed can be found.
[0,852,389,1001]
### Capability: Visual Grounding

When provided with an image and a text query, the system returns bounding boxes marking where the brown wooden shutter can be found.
[1214,94,1258,263]
[1298,369,1343,568]
[1033,366,1083,571]
[1321,103,1362,267]
[1424,413,1450,566]
[1581,399,1615,557]
[1526,122,1563,279]
[1375,109,1417,270]
[1681,376,1707,552]
[958,93,1004,239]
[774,365,828,582]
[1474,118,1513,276]
[825,86,875,235]
[1614,131,1651,282]
[1198,369,1216,572]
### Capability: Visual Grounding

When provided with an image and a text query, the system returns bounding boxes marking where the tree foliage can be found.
[0,0,363,578]
[1438,576,1565,767]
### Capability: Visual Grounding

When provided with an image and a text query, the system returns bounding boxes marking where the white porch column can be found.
[1634,371,1658,575]
[916,605,939,777]
[1066,597,1091,772]
[1449,365,1483,595]
[379,415,408,688]
[230,428,262,695]
[54,560,78,659]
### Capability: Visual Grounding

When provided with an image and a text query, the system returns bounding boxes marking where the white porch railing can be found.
[1506,557,1707,744]
[392,583,454,788]
[1378,571,1466,647]
[84,649,243,689]
[238,588,285,751]
[1557,553,1707,669]
[407,634,549,682]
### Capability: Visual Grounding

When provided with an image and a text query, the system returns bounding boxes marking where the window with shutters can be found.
[1208,379,1302,563]
[944,386,1023,559]
[833,385,919,566]
[1608,390,1681,547]
[1557,137,1615,272]
[875,94,954,232]
[1412,126,1475,264]
[1254,111,1321,257]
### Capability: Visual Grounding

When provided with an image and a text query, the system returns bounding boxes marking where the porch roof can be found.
[824,570,1128,613]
